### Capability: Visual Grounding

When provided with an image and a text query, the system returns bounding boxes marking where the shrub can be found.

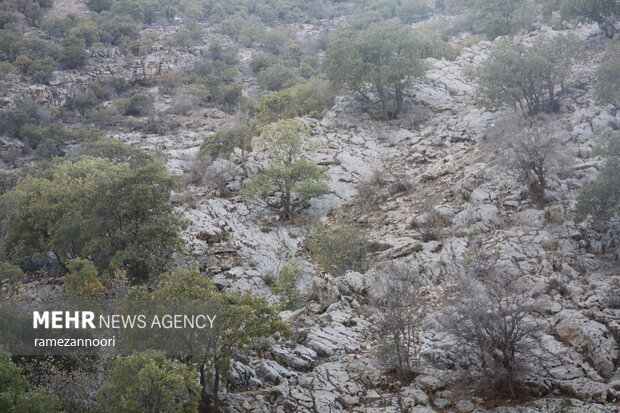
[58,36,88,69]
[0,261,25,283]
[256,63,297,91]
[307,224,368,276]
[199,121,256,163]
[249,51,274,73]
[119,94,153,116]
[64,258,107,297]
[371,262,425,380]
[595,39,620,107]
[97,351,200,413]
[273,260,303,310]
[488,113,565,207]
[256,78,334,123]
[0,353,60,412]
[576,131,620,231]
[441,254,541,399]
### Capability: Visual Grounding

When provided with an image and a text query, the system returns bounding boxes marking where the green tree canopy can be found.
[131,269,289,412]
[243,119,329,219]
[97,350,200,413]
[0,148,180,282]
[475,34,583,114]
[470,0,530,39]
[324,19,424,120]
[577,132,620,232]
[595,39,620,107]
[552,0,620,38]
[0,353,60,412]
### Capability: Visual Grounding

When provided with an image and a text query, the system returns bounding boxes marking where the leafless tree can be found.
[442,253,541,399]
[371,262,426,381]
[489,113,565,207]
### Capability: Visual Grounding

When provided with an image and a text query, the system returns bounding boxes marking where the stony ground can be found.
[2,6,619,412]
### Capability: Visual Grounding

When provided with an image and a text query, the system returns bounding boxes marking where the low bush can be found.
[307,224,368,276]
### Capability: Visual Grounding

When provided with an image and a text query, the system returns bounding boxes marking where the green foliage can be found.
[273,260,303,310]
[133,269,289,409]
[256,78,334,123]
[58,35,88,69]
[307,224,368,276]
[189,43,243,108]
[97,351,200,413]
[360,0,433,23]
[86,0,113,13]
[199,120,256,162]
[325,19,423,120]
[69,21,100,47]
[0,353,60,412]
[0,172,18,195]
[21,57,56,83]
[118,94,153,116]
[24,3,43,27]
[413,24,458,60]
[0,261,24,283]
[243,119,329,219]
[0,29,23,62]
[0,151,180,282]
[576,132,620,231]
[475,34,584,114]
[249,51,273,73]
[557,0,620,38]
[595,39,620,107]
[256,63,297,91]
[469,0,531,39]
[64,258,107,298]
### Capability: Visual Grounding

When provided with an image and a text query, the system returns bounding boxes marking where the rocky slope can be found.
[171,25,620,412]
[2,5,619,412]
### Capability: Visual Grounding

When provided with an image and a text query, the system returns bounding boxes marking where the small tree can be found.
[476,34,583,114]
[97,351,200,413]
[0,353,60,412]
[442,254,540,399]
[243,119,329,219]
[557,0,620,38]
[306,224,368,276]
[324,19,423,120]
[131,270,289,412]
[0,153,180,283]
[576,131,620,232]
[489,113,564,207]
[469,0,530,39]
[595,39,620,107]
[64,258,107,298]
[256,78,334,124]
[58,35,88,70]
[273,260,303,311]
[371,262,425,381]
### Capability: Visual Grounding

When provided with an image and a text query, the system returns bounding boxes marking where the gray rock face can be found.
[455,400,475,413]
[257,360,296,385]
[414,375,445,393]
[555,309,620,379]
[401,385,430,410]
[512,209,546,229]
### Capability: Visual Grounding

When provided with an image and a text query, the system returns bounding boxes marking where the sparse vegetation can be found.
[442,253,541,399]
[307,224,368,276]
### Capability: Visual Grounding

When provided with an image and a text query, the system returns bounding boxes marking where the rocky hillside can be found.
[0,0,619,412]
